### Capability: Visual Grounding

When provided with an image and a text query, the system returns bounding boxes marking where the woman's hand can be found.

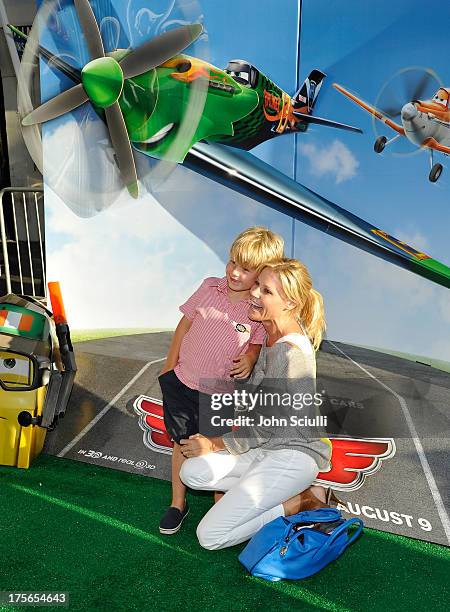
[180,434,214,457]
[180,434,225,457]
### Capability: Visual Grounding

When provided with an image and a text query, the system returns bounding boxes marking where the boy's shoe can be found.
[159,502,189,535]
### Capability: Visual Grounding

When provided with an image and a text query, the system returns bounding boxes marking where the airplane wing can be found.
[422,137,450,155]
[184,142,450,288]
[333,83,405,135]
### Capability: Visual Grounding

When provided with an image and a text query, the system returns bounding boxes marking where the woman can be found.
[179,258,332,550]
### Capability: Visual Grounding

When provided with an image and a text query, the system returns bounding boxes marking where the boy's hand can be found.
[230,353,254,379]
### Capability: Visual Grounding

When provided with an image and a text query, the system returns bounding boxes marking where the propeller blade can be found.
[74,0,105,59]
[379,106,401,117]
[294,112,363,134]
[411,71,435,102]
[22,83,89,126]
[104,103,139,198]
[120,24,203,79]
[378,92,403,117]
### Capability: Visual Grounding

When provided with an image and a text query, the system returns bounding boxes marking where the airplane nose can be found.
[401,102,418,121]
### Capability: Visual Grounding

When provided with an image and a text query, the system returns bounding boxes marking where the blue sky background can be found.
[293,0,450,360]
[41,0,450,360]
[298,0,449,254]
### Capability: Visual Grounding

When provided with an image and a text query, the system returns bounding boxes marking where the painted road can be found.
[43,333,450,545]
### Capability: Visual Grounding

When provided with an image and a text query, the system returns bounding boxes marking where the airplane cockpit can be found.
[431,88,449,109]
[224,60,259,89]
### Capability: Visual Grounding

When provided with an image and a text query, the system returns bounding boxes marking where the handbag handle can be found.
[312,518,364,559]
[283,508,341,525]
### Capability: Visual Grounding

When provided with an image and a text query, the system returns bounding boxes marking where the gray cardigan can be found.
[222,334,331,470]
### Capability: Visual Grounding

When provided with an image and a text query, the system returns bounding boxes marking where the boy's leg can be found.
[158,370,198,533]
[170,442,187,510]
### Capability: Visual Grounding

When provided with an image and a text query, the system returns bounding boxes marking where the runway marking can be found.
[328,341,450,545]
[58,358,165,458]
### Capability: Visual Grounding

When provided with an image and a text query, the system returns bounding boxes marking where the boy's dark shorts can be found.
[158,369,231,444]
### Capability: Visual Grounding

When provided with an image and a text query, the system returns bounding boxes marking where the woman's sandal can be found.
[324,487,344,507]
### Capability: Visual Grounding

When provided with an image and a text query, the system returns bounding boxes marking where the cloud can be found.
[45,191,226,329]
[300,139,359,184]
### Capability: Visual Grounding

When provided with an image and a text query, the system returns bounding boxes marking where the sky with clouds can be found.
[41,0,450,361]
[294,0,450,360]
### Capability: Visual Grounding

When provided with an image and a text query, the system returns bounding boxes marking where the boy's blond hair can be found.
[230,226,284,271]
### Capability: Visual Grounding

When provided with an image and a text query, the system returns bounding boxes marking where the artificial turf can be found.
[1,455,449,612]
[70,329,172,343]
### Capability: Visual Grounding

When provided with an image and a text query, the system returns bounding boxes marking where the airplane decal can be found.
[133,395,396,491]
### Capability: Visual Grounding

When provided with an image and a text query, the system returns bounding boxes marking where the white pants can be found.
[179,448,319,550]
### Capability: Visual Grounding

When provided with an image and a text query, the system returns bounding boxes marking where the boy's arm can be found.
[230,343,262,379]
[246,343,261,363]
[160,315,192,374]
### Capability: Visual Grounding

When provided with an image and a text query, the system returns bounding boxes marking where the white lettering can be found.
[361,505,376,519]
[390,512,403,525]
[400,514,414,527]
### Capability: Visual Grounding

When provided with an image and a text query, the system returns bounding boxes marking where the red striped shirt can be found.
[174,277,266,392]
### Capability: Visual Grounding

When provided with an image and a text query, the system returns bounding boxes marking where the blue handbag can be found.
[239,508,363,581]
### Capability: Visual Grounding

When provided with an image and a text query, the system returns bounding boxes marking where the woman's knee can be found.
[179,458,198,488]
[196,518,225,551]
[179,457,213,489]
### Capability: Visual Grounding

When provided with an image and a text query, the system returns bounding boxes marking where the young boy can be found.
[158,226,284,534]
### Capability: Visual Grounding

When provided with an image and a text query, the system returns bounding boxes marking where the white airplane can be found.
[334,82,450,182]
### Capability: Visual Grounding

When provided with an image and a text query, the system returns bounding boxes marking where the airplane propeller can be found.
[377,67,441,118]
[372,66,443,156]
[21,0,203,198]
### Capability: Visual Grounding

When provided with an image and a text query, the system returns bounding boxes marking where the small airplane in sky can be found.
[8,0,450,289]
[333,82,450,183]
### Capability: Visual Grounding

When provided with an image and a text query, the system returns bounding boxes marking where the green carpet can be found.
[0,455,449,612]
[71,328,172,343]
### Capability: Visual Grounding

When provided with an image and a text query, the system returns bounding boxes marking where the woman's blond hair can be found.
[262,258,326,350]
[230,226,284,271]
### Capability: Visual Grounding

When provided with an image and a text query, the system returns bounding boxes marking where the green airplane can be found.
[10,0,450,288]
[16,28,359,196]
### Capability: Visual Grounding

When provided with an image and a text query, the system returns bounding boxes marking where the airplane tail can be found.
[293,69,326,112]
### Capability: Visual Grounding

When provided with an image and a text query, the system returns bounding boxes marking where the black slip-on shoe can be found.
[159,502,189,535]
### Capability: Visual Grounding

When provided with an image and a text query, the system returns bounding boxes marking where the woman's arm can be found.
[160,315,192,374]
[181,344,314,457]
[222,343,314,454]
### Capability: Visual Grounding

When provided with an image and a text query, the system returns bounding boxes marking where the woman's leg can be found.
[194,449,319,550]
[180,449,259,493]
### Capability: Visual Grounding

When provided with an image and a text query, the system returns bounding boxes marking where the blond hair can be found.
[230,226,284,271]
[263,258,326,350]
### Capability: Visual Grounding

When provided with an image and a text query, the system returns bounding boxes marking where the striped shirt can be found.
[174,277,266,392]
